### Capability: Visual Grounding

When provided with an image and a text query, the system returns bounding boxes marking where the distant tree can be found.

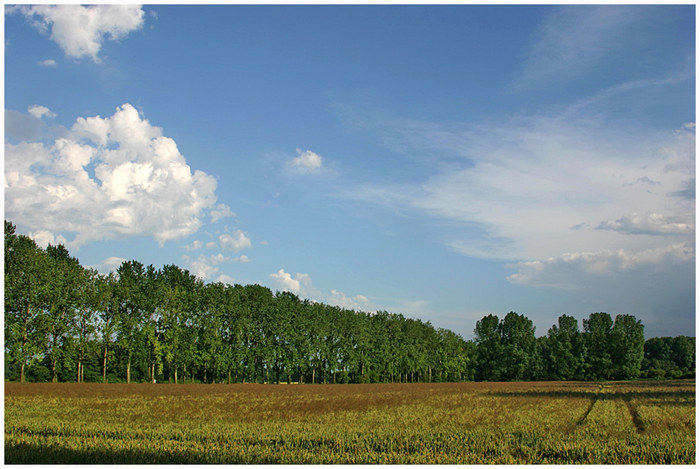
[610,314,645,380]
[670,336,695,374]
[5,222,49,383]
[498,312,536,381]
[96,273,118,383]
[474,314,502,381]
[74,268,100,383]
[546,315,586,381]
[583,312,614,380]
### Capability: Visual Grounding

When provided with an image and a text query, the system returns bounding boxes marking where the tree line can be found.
[4,221,695,384]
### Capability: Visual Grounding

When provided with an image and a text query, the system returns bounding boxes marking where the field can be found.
[5,380,695,464]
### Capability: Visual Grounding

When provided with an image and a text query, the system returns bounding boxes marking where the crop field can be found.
[5,380,695,464]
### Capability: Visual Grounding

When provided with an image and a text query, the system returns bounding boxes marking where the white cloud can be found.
[183,253,238,281]
[28,230,68,249]
[506,243,694,290]
[182,240,203,251]
[219,230,251,252]
[38,59,57,67]
[27,105,56,119]
[269,269,314,296]
[513,6,646,90]
[5,103,222,248]
[597,212,694,236]
[5,109,44,141]
[348,118,695,262]
[89,256,127,275]
[290,149,323,173]
[268,269,372,311]
[215,274,237,285]
[328,289,371,310]
[210,203,235,223]
[15,4,145,63]
[233,255,251,263]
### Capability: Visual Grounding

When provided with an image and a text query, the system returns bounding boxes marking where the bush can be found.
[27,365,51,382]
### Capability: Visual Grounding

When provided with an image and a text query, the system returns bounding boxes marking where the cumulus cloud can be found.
[14,4,145,63]
[269,269,372,310]
[5,103,222,248]
[290,149,323,173]
[89,256,127,275]
[269,269,315,296]
[182,240,203,251]
[328,289,371,310]
[5,109,44,141]
[27,105,56,119]
[219,230,251,252]
[210,203,235,223]
[38,59,57,67]
[28,230,68,249]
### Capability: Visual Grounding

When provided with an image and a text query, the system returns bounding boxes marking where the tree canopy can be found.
[4,221,693,384]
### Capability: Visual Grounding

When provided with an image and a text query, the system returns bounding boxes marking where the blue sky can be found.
[4,4,695,339]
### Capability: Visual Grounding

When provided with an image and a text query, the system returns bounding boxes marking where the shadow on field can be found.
[489,388,695,407]
[4,442,279,465]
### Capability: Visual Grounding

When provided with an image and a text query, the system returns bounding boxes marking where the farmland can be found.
[5,380,694,464]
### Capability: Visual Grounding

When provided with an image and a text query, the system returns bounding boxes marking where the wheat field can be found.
[5,380,695,464]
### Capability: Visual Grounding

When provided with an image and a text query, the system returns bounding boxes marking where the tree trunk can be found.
[312,368,315,384]
[102,344,108,383]
[77,346,84,383]
[126,353,132,384]
[228,370,231,384]
[175,364,179,384]
[21,311,28,384]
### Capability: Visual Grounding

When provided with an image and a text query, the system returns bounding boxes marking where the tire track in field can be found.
[576,389,599,427]
[622,395,646,434]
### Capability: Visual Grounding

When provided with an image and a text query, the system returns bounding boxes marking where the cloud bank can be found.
[5,103,232,249]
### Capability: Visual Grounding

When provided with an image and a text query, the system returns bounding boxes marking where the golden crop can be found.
[5,380,695,464]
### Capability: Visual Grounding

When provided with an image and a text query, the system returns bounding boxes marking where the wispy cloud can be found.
[513,6,647,90]
[346,116,694,264]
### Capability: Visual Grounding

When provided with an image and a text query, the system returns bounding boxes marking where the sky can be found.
[4,4,696,340]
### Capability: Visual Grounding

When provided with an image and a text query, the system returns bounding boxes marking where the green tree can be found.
[44,244,84,382]
[5,222,50,383]
[498,312,536,381]
[583,312,613,380]
[546,314,586,380]
[610,314,645,380]
[74,268,100,383]
[474,314,502,381]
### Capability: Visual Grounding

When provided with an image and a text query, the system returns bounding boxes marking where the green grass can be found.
[5,380,695,464]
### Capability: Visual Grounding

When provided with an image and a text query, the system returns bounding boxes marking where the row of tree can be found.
[4,221,695,384]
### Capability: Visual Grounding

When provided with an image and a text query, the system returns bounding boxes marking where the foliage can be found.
[3,220,692,384]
